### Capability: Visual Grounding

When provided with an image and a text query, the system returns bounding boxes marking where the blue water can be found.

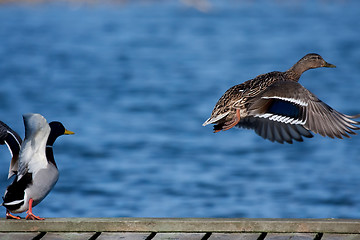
[0,0,360,219]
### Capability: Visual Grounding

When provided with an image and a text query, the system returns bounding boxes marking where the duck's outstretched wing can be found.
[237,117,313,144]
[238,81,360,143]
[0,121,22,179]
[17,114,51,181]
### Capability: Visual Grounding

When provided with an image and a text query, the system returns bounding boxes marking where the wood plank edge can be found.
[0,218,359,234]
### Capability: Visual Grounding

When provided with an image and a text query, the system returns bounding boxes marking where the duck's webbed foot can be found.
[6,210,21,220]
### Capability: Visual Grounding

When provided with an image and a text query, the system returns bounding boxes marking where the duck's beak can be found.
[324,62,336,68]
[64,129,75,135]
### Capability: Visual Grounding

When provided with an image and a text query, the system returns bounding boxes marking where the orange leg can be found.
[6,210,21,220]
[25,198,45,220]
[222,109,241,131]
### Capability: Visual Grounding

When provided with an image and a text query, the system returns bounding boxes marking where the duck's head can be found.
[298,53,336,70]
[288,53,336,79]
[47,121,74,146]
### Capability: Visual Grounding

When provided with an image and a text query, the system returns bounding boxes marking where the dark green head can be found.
[47,121,74,146]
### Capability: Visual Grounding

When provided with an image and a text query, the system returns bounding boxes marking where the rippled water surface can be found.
[0,0,360,218]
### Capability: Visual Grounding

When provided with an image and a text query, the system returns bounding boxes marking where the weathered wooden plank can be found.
[152,233,207,240]
[322,234,360,240]
[0,232,41,240]
[97,232,153,240]
[265,233,316,240]
[0,218,360,233]
[41,232,96,240]
[208,233,261,240]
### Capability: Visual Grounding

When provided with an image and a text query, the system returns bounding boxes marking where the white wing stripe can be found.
[3,199,24,206]
[255,114,306,125]
[262,96,308,106]
[4,142,13,158]
[7,130,21,147]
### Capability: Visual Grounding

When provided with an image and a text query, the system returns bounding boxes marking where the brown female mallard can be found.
[203,53,360,144]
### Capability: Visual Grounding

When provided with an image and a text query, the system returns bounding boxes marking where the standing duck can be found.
[203,53,360,143]
[1,113,74,220]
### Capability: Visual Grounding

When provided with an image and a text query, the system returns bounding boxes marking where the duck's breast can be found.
[25,163,59,207]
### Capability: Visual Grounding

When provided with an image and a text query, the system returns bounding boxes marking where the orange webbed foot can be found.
[25,212,45,220]
[24,198,45,220]
[6,211,21,220]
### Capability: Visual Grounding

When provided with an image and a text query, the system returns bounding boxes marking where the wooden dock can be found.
[1,218,360,239]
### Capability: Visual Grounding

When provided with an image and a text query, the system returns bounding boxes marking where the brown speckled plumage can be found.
[203,53,360,143]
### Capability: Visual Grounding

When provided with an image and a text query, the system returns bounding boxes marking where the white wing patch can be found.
[255,113,306,125]
[262,96,308,107]
[3,199,24,206]
[255,96,308,124]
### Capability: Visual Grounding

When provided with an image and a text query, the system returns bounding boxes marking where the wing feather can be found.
[0,121,22,179]
[249,81,360,139]
[237,117,313,144]
[17,114,51,181]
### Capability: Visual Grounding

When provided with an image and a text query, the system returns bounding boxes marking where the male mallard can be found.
[1,113,74,220]
[203,53,360,143]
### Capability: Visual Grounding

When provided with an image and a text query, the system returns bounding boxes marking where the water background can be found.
[1,0,360,218]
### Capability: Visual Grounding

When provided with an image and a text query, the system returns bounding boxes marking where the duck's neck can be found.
[46,146,57,168]
[284,61,311,82]
[283,70,301,82]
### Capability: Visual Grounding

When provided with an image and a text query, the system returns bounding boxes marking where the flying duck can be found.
[203,53,360,143]
[1,113,74,220]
